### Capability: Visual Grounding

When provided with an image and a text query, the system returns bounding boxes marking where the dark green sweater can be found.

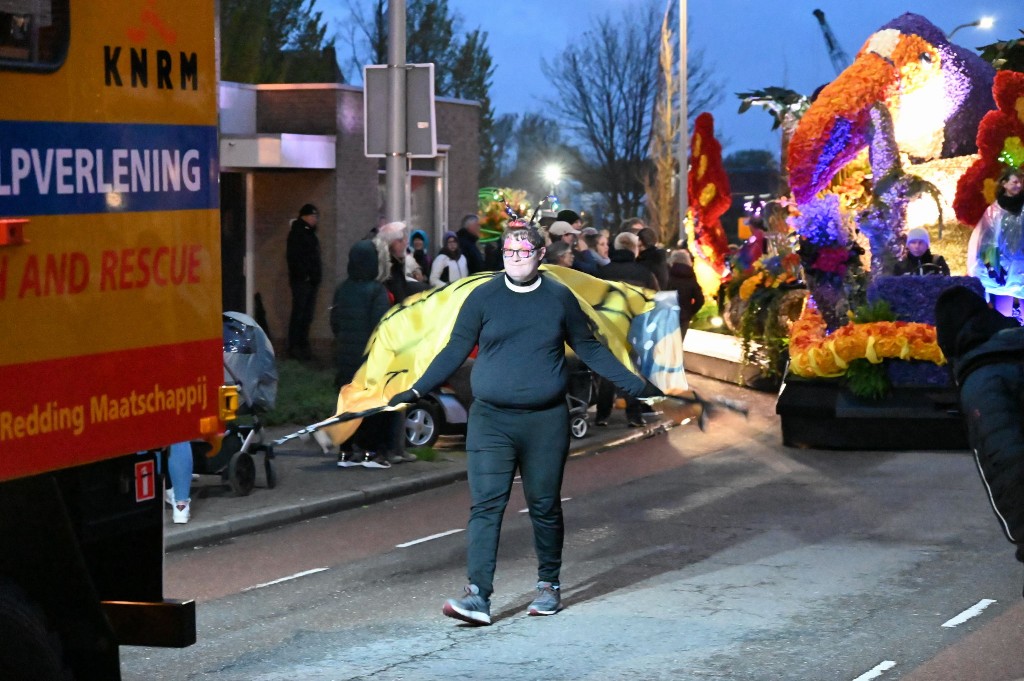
[412,273,646,409]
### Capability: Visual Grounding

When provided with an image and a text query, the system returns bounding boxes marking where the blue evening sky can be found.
[323,0,1019,155]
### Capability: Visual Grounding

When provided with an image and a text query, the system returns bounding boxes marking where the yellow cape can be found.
[323,266,657,444]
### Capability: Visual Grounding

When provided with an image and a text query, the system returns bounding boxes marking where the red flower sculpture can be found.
[688,113,731,274]
[954,71,1024,226]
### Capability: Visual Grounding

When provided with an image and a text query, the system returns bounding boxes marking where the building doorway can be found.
[220,172,247,313]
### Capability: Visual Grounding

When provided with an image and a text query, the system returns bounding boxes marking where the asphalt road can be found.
[122,382,1024,680]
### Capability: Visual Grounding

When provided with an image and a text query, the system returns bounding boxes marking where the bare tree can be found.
[645,10,679,244]
[542,0,721,226]
[343,0,387,71]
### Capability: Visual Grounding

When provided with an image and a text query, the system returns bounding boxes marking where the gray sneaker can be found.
[385,450,418,464]
[442,584,491,625]
[527,581,562,616]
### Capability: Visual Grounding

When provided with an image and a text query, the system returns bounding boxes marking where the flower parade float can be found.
[680,112,780,388]
[686,113,732,294]
[774,13,1003,451]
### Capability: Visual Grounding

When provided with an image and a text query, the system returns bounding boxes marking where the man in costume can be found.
[389,223,661,625]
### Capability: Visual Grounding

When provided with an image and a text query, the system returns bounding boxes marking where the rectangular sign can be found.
[135,460,156,502]
[363,63,437,158]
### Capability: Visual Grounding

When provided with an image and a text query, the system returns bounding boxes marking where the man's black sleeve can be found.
[411,291,483,395]
[560,291,647,397]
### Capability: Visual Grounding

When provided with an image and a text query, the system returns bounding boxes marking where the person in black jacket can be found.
[665,250,705,343]
[936,286,1024,589]
[456,214,487,274]
[595,231,658,427]
[895,227,950,276]
[636,227,669,289]
[597,232,659,291]
[388,223,661,625]
[286,203,322,360]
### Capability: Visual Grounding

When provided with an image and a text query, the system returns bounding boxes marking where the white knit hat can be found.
[906,226,930,245]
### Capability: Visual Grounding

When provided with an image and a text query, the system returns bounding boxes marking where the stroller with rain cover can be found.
[191,312,278,495]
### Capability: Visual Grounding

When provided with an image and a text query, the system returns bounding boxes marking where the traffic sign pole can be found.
[385,0,407,224]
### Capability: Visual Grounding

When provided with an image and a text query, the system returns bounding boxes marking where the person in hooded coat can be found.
[935,285,1024,589]
[330,241,389,390]
[410,230,432,276]
[329,241,407,469]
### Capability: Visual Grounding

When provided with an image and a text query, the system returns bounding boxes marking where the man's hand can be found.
[388,389,420,407]
[638,381,664,399]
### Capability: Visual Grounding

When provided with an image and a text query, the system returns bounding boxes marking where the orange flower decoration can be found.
[788,306,946,378]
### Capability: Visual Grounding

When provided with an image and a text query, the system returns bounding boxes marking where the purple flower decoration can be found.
[885,360,951,387]
[792,195,846,247]
[867,275,985,326]
[811,118,856,190]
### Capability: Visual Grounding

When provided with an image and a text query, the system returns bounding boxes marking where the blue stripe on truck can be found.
[0,120,218,216]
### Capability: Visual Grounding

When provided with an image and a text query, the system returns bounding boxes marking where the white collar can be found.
[504,273,542,293]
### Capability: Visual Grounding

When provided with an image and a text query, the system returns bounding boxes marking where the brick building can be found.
[218,81,480,358]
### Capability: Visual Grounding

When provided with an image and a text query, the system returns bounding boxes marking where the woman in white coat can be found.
[430,230,470,287]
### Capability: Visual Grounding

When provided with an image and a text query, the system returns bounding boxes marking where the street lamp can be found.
[542,164,562,189]
[948,16,995,41]
[542,164,563,209]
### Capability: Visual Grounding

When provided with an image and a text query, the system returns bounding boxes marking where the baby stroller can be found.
[566,357,598,439]
[191,311,278,496]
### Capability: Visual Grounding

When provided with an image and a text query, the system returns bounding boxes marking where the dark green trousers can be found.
[465,399,570,599]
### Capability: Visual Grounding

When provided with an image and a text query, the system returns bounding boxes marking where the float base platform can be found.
[683,329,778,391]
[776,378,969,451]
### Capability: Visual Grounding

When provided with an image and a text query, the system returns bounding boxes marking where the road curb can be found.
[165,419,677,552]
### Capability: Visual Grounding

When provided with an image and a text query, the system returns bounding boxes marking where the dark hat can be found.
[934,286,997,360]
[557,209,581,224]
[299,203,319,217]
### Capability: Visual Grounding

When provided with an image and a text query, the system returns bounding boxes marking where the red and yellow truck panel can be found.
[0,1,222,479]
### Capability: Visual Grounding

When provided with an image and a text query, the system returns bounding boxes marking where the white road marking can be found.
[396,528,464,548]
[851,660,896,680]
[241,567,329,592]
[519,497,572,513]
[941,598,997,628]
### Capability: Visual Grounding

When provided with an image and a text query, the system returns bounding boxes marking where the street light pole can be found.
[385,0,407,223]
[677,0,688,246]
[948,16,994,41]
[543,164,562,206]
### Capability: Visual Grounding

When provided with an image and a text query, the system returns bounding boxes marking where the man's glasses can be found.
[502,248,536,260]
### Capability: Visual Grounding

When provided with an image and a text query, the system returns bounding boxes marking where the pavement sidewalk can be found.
[163,407,678,551]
